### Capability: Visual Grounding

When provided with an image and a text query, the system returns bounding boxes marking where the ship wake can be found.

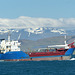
[70,58,75,60]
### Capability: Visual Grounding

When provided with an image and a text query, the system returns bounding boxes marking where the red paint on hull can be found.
[28,49,67,57]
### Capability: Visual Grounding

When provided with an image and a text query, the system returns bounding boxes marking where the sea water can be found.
[0,57,75,75]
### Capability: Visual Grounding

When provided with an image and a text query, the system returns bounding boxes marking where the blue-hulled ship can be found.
[0,34,75,61]
[0,33,30,61]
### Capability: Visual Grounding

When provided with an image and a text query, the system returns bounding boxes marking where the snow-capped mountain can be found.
[0,16,75,40]
[0,27,74,40]
[0,16,75,28]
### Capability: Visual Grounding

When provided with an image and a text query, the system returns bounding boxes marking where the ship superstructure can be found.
[0,32,21,54]
[0,39,21,54]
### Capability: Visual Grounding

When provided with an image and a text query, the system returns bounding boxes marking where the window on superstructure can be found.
[6,46,11,48]
[6,46,8,48]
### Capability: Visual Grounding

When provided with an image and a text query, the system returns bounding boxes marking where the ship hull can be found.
[30,55,71,61]
[0,48,74,61]
[2,55,71,61]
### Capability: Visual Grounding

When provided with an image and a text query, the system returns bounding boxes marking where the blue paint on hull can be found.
[65,48,75,55]
[0,51,29,60]
[0,54,2,59]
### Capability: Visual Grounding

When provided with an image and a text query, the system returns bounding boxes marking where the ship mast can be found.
[64,35,67,45]
[17,33,21,41]
[8,31,10,42]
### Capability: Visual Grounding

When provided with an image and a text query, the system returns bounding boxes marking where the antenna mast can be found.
[17,33,21,40]
[64,35,67,45]
[8,31,10,42]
